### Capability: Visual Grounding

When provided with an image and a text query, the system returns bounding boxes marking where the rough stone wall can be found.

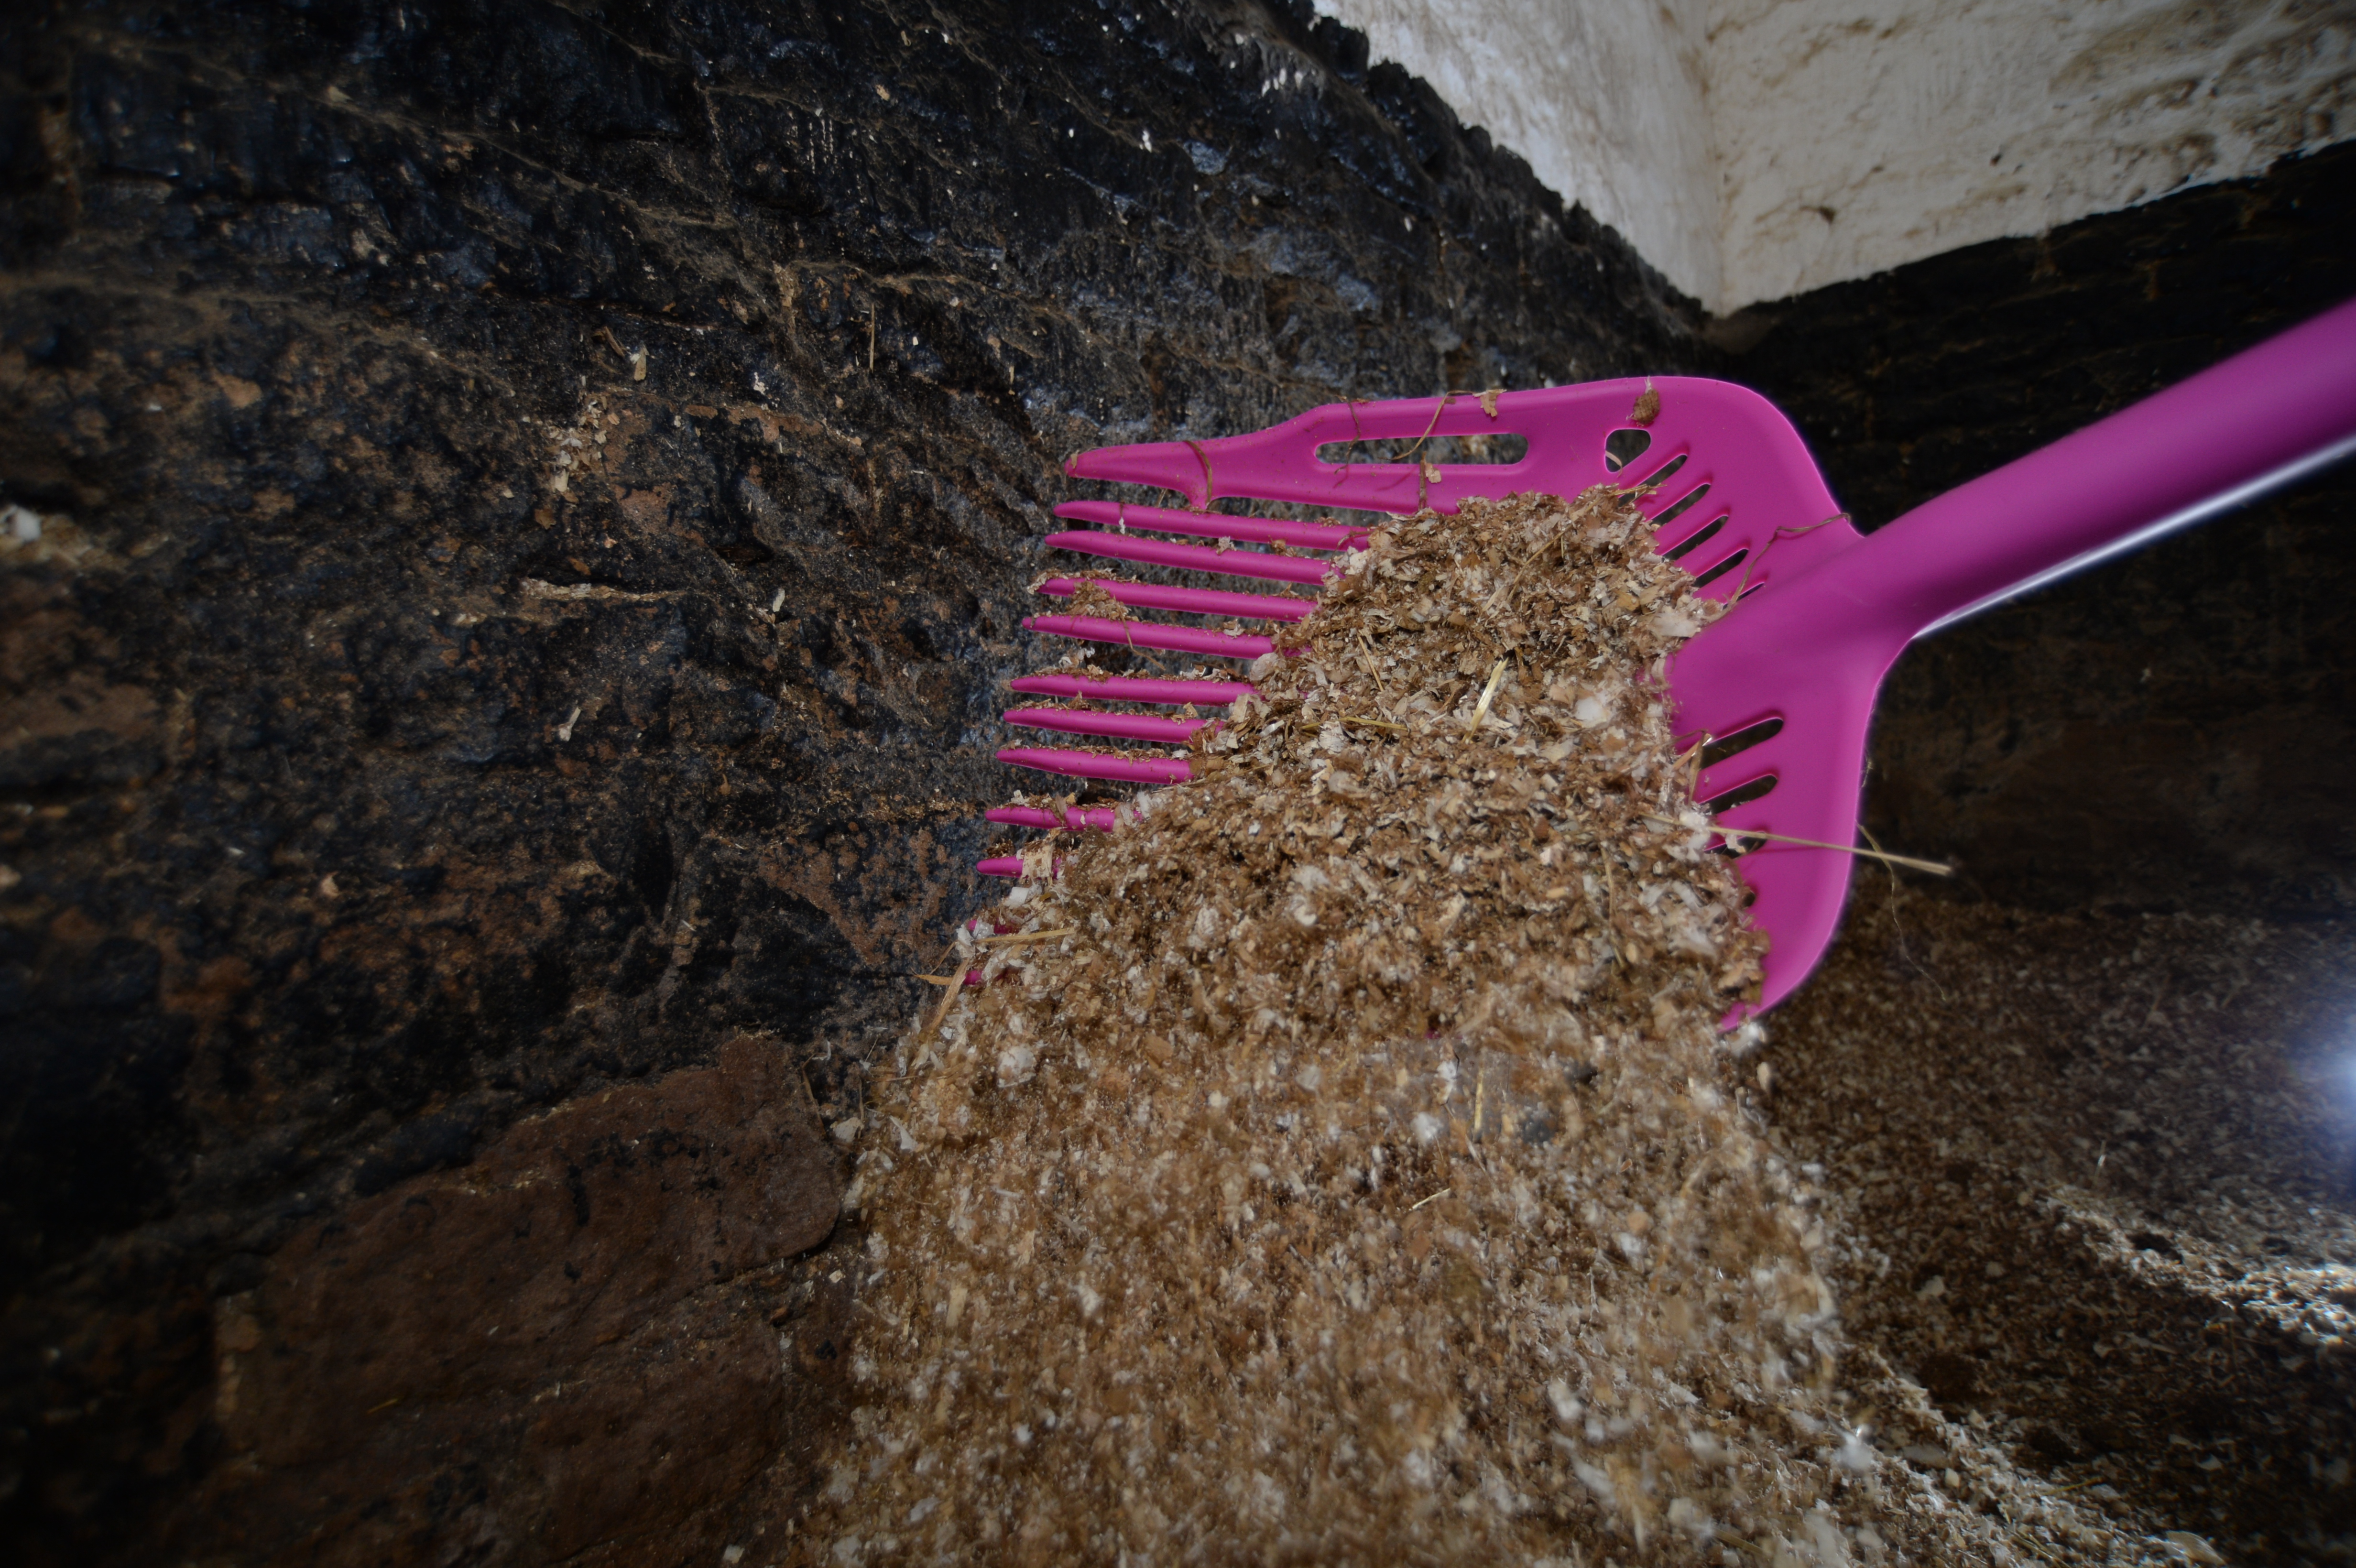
[1722,139,2356,922]
[1708,0,2356,307]
[1317,0,2356,310]
[0,2,1706,1563]
[1310,0,1720,307]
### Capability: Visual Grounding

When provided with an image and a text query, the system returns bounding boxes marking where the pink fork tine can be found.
[1021,614,1275,659]
[1034,577,1316,621]
[976,854,1066,880]
[1008,673,1255,705]
[986,804,1119,831]
[1003,708,1207,744]
[1053,499,1370,550]
[1043,530,1337,586]
[994,746,1191,784]
[997,539,1303,801]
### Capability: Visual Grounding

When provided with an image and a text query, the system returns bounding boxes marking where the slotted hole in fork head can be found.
[1194,496,1393,532]
[1704,773,1778,814]
[1629,452,1688,490]
[1691,537,1746,588]
[1700,717,1782,771]
[1663,514,1724,563]
[1603,428,1652,472]
[1655,483,1714,539]
[1313,434,1530,465]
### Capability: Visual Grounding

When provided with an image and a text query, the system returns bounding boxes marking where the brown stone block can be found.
[186,1037,839,1563]
[519,1301,787,1563]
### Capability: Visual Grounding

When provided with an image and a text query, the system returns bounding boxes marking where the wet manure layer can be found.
[810,489,2128,1565]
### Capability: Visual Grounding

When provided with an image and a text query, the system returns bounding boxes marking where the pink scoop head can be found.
[1061,370,1861,1013]
[1031,297,2356,1017]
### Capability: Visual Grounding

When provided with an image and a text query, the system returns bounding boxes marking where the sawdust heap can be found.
[1769,884,2356,1560]
[810,490,2086,1564]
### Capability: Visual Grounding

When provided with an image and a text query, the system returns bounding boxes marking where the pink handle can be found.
[1819,296,2356,644]
[1670,296,2356,1020]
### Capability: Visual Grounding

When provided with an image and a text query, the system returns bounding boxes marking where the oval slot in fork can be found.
[1691,541,1747,589]
[1663,514,1725,563]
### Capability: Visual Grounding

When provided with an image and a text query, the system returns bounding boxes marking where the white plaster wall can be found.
[1318,0,2356,312]
[1311,0,1722,307]
[1709,0,2356,308]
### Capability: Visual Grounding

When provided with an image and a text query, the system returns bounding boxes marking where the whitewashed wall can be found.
[1313,0,1721,308]
[1315,0,2356,312]
[1712,0,2356,308]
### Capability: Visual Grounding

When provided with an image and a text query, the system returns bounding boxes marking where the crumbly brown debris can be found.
[1056,575,1134,622]
[809,489,2134,1564]
[1770,882,2356,1561]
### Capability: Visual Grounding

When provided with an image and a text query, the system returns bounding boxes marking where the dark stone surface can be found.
[0,1,1704,1560]
[1722,140,2356,921]
[193,1035,840,1567]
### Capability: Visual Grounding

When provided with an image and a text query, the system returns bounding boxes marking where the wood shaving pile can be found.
[807,490,2131,1564]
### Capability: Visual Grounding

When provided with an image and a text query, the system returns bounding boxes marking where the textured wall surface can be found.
[1710,0,2356,306]
[1312,0,1719,306]
[1724,139,2356,921]
[0,2,1704,1562]
[1317,0,2356,309]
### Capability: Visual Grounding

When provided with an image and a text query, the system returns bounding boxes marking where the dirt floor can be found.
[1767,881,2356,1561]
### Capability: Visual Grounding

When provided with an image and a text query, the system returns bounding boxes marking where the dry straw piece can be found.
[809,489,2129,1565]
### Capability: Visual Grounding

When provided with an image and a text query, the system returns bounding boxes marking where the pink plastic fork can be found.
[982,297,2356,1015]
